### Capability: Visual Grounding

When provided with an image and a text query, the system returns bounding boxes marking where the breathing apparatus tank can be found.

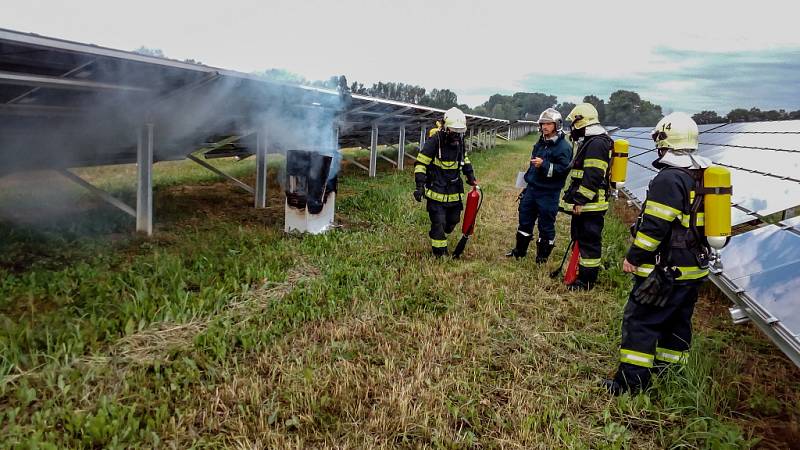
[703,166,732,250]
[610,139,629,187]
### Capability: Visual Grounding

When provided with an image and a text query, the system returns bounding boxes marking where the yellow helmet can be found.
[651,112,698,152]
[567,103,600,130]
[443,107,467,133]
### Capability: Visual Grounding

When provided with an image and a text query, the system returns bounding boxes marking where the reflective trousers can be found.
[427,199,462,255]
[570,212,605,283]
[614,276,701,391]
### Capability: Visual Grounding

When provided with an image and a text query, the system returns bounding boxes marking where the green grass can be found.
[0,136,797,448]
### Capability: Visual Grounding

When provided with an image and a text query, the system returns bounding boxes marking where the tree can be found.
[421,88,459,110]
[556,102,576,121]
[605,90,662,127]
[692,110,725,124]
[582,95,606,121]
[726,108,750,123]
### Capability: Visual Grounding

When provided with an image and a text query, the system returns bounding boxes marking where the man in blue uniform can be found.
[506,108,573,262]
[414,107,478,257]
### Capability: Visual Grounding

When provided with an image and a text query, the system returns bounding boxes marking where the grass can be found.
[1,135,798,448]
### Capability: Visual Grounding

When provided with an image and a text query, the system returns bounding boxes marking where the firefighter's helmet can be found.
[444,107,467,134]
[566,103,600,130]
[651,112,698,152]
[537,108,563,132]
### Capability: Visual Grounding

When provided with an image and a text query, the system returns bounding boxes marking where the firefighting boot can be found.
[505,231,532,258]
[535,239,555,264]
[432,246,449,258]
[567,267,598,291]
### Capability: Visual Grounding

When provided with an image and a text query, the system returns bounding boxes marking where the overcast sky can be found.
[3,0,799,114]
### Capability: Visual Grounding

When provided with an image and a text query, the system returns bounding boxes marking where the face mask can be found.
[570,127,585,140]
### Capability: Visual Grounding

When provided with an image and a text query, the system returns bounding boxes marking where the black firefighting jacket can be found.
[562,134,614,213]
[626,167,710,282]
[414,132,476,203]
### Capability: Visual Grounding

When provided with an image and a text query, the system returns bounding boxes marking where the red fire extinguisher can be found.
[452,185,483,259]
[563,241,580,284]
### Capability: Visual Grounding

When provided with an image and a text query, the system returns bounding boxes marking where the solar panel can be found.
[699,133,800,151]
[782,215,800,227]
[719,120,800,133]
[734,261,800,337]
[719,224,800,280]
[726,167,800,217]
[711,147,800,181]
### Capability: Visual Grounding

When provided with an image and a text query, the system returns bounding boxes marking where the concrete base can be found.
[285,192,335,234]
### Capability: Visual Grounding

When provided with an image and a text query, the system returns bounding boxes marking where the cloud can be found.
[499,47,800,114]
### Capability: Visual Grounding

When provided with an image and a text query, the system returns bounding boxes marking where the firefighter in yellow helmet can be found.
[561,103,614,290]
[414,107,478,257]
[602,112,727,395]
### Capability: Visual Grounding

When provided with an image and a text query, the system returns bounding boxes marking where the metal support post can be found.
[136,123,154,235]
[369,124,378,177]
[255,127,268,208]
[397,126,406,170]
[187,154,254,194]
[59,169,136,218]
[419,127,426,150]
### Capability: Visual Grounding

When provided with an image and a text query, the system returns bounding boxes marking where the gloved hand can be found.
[413,189,423,202]
[468,178,479,187]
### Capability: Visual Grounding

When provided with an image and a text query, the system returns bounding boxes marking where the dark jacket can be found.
[562,133,613,213]
[523,132,572,192]
[626,167,710,282]
[414,132,476,203]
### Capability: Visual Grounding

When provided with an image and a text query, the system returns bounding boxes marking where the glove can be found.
[468,177,479,186]
[413,189,423,202]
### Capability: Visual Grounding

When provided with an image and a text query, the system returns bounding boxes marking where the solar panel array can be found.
[618,121,800,226]
[612,121,800,367]
[0,27,509,174]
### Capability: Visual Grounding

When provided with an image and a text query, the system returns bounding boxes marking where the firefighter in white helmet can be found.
[603,112,728,395]
[561,103,614,290]
[414,107,478,257]
[506,108,573,262]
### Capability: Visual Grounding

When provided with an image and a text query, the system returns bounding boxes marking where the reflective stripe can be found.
[570,169,584,179]
[620,349,654,368]
[425,189,463,203]
[547,163,554,177]
[517,229,532,237]
[677,212,705,228]
[634,264,708,280]
[414,165,427,174]
[579,257,602,268]
[562,200,609,212]
[433,159,459,169]
[577,185,597,200]
[584,158,608,171]
[634,231,660,251]
[416,153,432,164]
[431,238,448,248]
[463,156,472,164]
[655,347,688,365]
[644,200,681,222]
[581,202,609,212]
[677,267,709,280]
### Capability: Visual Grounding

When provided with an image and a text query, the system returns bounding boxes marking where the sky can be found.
[3,0,799,115]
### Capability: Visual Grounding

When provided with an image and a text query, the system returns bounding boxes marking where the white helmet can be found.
[651,112,698,152]
[443,107,467,134]
[537,108,563,132]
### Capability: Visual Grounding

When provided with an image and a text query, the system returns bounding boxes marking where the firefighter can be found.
[603,112,719,395]
[414,107,478,257]
[561,103,614,290]
[506,108,573,262]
